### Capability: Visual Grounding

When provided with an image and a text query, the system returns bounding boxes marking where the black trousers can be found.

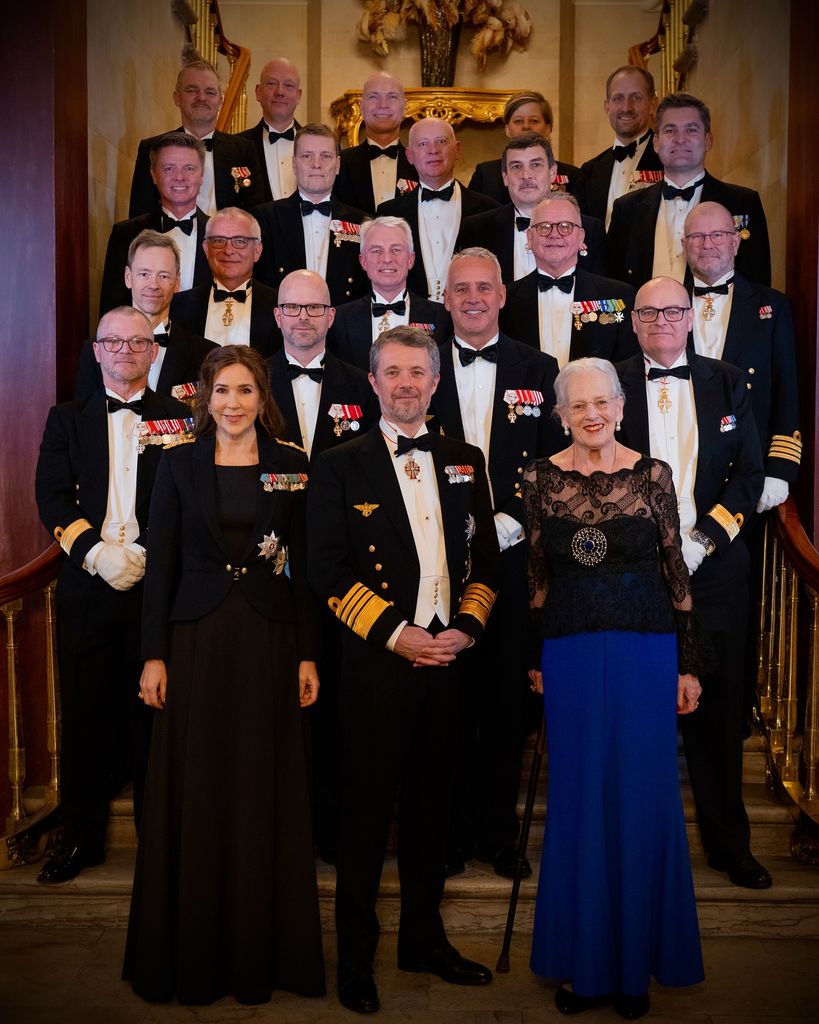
[55,567,152,849]
[684,539,752,859]
[335,637,461,971]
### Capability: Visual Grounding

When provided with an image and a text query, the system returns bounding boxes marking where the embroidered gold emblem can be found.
[354,503,380,518]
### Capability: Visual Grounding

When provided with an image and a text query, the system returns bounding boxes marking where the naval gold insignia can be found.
[354,502,380,518]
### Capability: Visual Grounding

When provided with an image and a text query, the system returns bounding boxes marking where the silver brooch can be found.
[570,526,607,566]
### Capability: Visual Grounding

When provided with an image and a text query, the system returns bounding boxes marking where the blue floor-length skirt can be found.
[530,631,704,997]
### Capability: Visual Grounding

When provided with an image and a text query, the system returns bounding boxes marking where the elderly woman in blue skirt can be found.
[522,357,704,1019]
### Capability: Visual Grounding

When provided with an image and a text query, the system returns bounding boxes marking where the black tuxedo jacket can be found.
[99,207,210,316]
[607,171,771,289]
[254,191,370,304]
[573,132,664,222]
[35,387,189,579]
[467,158,579,205]
[500,268,638,362]
[377,183,500,297]
[267,348,379,459]
[235,118,303,204]
[456,203,608,280]
[140,433,319,661]
[74,323,217,402]
[307,427,499,650]
[429,334,562,520]
[334,140,418,215]
[169,278,283,355]
[326,293,452,371]
[617,352,764,555]
[689,273,800,482]
[129,129,265,217]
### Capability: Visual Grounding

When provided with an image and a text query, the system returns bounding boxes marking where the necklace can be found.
[571,440,617,475]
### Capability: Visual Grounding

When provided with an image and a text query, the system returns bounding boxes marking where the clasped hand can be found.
[394,625,473,667]
[93,542,146,590]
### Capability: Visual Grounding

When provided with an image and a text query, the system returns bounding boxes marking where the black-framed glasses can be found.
[529,220,580,238]
[277,302,331,317]
[683,230,737,245]
[204,235,260,250]
[97,336,154,353]
[634,306,691,323]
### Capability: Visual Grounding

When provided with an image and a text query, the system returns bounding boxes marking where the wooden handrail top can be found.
[0,544,61,606]
[211,1,241,61]
[776,497,819,591]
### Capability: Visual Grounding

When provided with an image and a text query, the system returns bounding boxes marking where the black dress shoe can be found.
[555,985,610,1014]
[613,992,650,1019]
[707,851,772,889]
[36,845,105,885]
[445,841,475,877]
[338,968,379,1013]
[489,845,532,880]
[398,943,492,985]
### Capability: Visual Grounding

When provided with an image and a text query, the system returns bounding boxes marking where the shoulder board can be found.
[276,438,307,453]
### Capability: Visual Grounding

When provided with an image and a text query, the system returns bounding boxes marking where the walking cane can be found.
[496,715,546,972]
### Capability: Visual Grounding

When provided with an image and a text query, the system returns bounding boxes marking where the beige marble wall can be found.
[687,0,790,289]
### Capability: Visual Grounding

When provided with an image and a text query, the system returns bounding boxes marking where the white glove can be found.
[494,513,524,553]
[680,534,707,576]
[756,476,789,513]
[93,543,146,591]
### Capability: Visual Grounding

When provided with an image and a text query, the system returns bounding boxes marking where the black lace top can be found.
[522,456,702,675]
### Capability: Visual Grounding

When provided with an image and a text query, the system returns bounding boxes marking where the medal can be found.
[222,297,234,327]
[702,296,716,321]
[404,456,421,481]
[328,403,363,437]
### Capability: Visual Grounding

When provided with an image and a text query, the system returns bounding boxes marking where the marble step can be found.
[2,846,818,939]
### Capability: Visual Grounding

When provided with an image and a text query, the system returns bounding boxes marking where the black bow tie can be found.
[537,273,575,294]
[301,199,332,217]
[268,127,295,144]
[213,287,248,302]
[515,215,530,232]
[287,364,324,383]
[369,143,399,160]
[421,183,455,202]
[455,342,498,367]
[372,299,406,317]
[613,140,638,163]
[662,178,704,202]
[154,332,170,347]
[160,214,194,236]
[693,277,734,297]
[395,433,437,456]
[647,365,691,380]
[107,397,143,414]
[202,138,214,152]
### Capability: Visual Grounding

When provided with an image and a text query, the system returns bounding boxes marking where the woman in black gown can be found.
[123,345,325,1005]
[523,357,704,1019]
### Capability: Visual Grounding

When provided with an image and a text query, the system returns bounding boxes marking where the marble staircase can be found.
[1,733,818,939]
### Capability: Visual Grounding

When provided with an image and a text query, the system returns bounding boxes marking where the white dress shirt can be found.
[300,191,332,279]
[366,139,400,208]
[204,279,253,346]
[691,271,734,360]
[370,289,410,342]
[645,354,699,536]
[147,320,172,392]
[536,267,576,368]
[263,120,296,201]
[605,131,653,228]
[160,205,198,291]
[417,179,461,302]
[189,130,216,216]
[653,175,704,281]
[286,351,323,457]
[513,208,537,280]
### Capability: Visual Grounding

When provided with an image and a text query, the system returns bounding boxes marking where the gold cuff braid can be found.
[329,582,392,641]
[54,518,93,556]
[458,582,497,628]
[768,431,802,466]
[707,503,743,541]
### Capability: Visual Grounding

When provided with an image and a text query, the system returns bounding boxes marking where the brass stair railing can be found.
[0,544,62,868]
[758,497,819,864]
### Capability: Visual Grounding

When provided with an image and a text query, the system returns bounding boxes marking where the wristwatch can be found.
[690,528,716,556]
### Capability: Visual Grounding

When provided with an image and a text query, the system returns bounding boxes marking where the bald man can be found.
[378,117,499,301]
[237,57,303,203]
[334,72,418,215]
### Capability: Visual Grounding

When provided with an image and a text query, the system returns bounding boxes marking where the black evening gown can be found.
[123,464,325,1004]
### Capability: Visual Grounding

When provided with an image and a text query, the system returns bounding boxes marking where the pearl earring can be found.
[615,420,621,432]
[563,424,570,437]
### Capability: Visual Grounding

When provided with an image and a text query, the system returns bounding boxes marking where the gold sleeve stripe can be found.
[329,582,392,641]
[458,583,497,627]
[54,518,93,555]
[707,503,743,541]
[768,433,802,464]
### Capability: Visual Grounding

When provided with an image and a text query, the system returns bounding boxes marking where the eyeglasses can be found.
[683,230,737,245]
[277,302,331,317]
[97,336,154,353]
[567,396,618,415]
[529,221,580,238]
[634,306,691,323]
[204,235,260,250]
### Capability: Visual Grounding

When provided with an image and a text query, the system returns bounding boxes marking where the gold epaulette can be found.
[458,583,497,628]
[706,504,743,541]
[768,431,802,466]
[276,438,307,453]
[329,582,393,640]
[54,518,93,556]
